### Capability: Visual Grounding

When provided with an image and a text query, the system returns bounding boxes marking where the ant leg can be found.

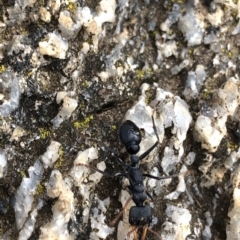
[139,141,159,161]
[147,227,162,240]
[132,225,161,240]
[116,156,129,170]
[127,227,139,240]
[116,156,125,165]
[141,226,148,240]
[109,195,132,227]
[143,173,179,180]
[139,103,160,161]
[146,191,154,202]
[133,227,138,240]
[143,170,191,180]
[151,105,160,142]
[76,163,126,178]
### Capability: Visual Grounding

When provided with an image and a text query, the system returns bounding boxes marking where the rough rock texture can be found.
[0,0,240,240]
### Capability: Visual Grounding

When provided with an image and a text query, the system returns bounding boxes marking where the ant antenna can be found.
[152,100,161,142]
[139,101,161,161]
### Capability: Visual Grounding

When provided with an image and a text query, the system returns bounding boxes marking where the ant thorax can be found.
[130,155,140,165]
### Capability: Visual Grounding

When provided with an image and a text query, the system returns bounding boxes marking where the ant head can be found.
[129,206,152,226]
[119,120,142,155]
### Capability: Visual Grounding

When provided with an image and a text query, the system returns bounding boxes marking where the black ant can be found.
[78,111,187,240]
[115,118,161,240]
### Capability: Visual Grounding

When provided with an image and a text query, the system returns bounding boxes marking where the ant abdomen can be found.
[129,205,152,226]
[119,120,142,155]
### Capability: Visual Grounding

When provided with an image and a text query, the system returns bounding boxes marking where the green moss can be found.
[73,115,94,129]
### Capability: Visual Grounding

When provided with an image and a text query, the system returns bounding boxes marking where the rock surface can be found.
[0,1,240,240]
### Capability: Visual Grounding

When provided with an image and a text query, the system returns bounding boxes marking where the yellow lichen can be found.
[73,115,94,129]
[19,27,28,35]
[144,88,152,104]
[188,48,193,55]
[231,10,238,18]
[146,69,153,76]
[227,141,238,151]
[0,65,6,74]
[202,88,211,100]
[20,171,26,177]
[168,29,174,36]
[221,46,238,60]
[82,80,89,87]
[136,69,153,79]
[136,69,144,79]
[40,0,45,5]
[115,61,123,68]
[171,0,185,3]
[54,146,64,169]
[204,22,209,29]
[149,30,158,39]
[39,128,51,139]
[27,71,33,77]
[112,125,117,130]
[87,35,94,45]
[223,5,228,13]
[68,1,78,13]
[36,183,44,195]
[228,51,233,59]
